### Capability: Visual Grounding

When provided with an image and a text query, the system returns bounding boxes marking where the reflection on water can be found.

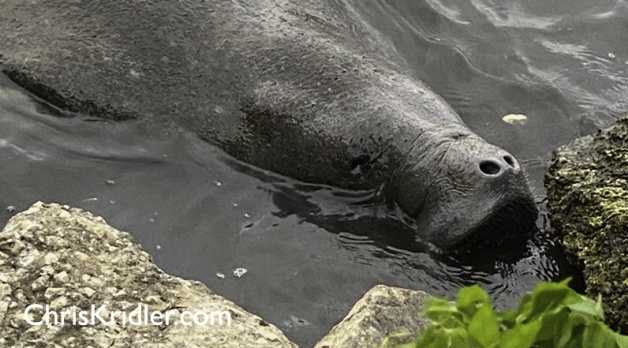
[1,0,626,346]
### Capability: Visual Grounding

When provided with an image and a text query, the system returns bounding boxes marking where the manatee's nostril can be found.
[479,160,502,176]
[503,155,516,167]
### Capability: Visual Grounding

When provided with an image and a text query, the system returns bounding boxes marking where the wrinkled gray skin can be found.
[0,0,535,249]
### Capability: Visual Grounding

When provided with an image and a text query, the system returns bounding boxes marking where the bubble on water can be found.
[6,206,16,213]
[214,181,222,186]
[156,245,162,250]
[608,52,615,58]
[106,180,116,185]
[216,273,225,279]
[244,213,251,218]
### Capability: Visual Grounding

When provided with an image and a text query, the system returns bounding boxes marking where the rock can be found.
[545,116,628,334]
[0,202,296,348]
[314,285,431,348]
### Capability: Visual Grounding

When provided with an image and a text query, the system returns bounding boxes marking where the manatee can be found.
[0,0,536,249]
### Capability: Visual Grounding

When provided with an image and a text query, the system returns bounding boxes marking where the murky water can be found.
[1,1,626,346]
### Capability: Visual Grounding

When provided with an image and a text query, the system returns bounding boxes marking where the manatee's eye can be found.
[450,133,466,140]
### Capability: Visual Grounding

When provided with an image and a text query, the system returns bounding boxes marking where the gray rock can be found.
[0,202,297,347]
[545,115,628,334]
[314,285,431,348]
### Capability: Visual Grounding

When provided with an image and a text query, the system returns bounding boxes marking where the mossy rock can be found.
[545,116,628,333]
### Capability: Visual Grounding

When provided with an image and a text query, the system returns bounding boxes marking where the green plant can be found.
[399,279,628,348]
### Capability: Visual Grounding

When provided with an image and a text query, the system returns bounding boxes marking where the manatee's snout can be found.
[387,129,537,250]
[477,154,521,178]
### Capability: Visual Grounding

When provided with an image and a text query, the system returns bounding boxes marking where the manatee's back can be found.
[208,0,470,187]
[0,0,464,189]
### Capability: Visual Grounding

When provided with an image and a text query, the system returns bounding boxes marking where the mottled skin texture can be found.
[0,0,535,248]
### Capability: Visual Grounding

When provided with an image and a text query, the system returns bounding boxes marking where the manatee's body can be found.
[0,0,536,249]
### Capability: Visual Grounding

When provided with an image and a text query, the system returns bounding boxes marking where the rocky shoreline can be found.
[0,202,432,347]
[2,111,627,347]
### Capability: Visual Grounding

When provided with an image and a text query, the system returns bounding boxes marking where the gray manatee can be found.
[0,0,536,249]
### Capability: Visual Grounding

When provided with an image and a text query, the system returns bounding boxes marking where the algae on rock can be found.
[545,116,628,333]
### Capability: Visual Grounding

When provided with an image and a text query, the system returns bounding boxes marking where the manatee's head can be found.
[387,127,537,250]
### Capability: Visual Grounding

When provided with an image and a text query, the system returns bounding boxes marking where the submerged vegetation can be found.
[388,279,628,348]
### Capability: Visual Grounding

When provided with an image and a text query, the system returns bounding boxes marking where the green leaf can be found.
[424,297,462,327]
[582,323,619,348]
[456,285,490,318]
[468,303,500,347]
[446,327,482,348]
[413,326,474,348]
[380,331,415,348]
[499,321,539,348]
[536,308,568,343]
[569,297,604,321]
[595,294,605,321]
[398,279,628,348]
[615,331,628,348]
[502,292,534,326]
[552,310,574,348]
[569,311,596,328]
[526,283,578,321]
[412,326,442,347]
[393,343,417,348]
[503,278,575,325]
